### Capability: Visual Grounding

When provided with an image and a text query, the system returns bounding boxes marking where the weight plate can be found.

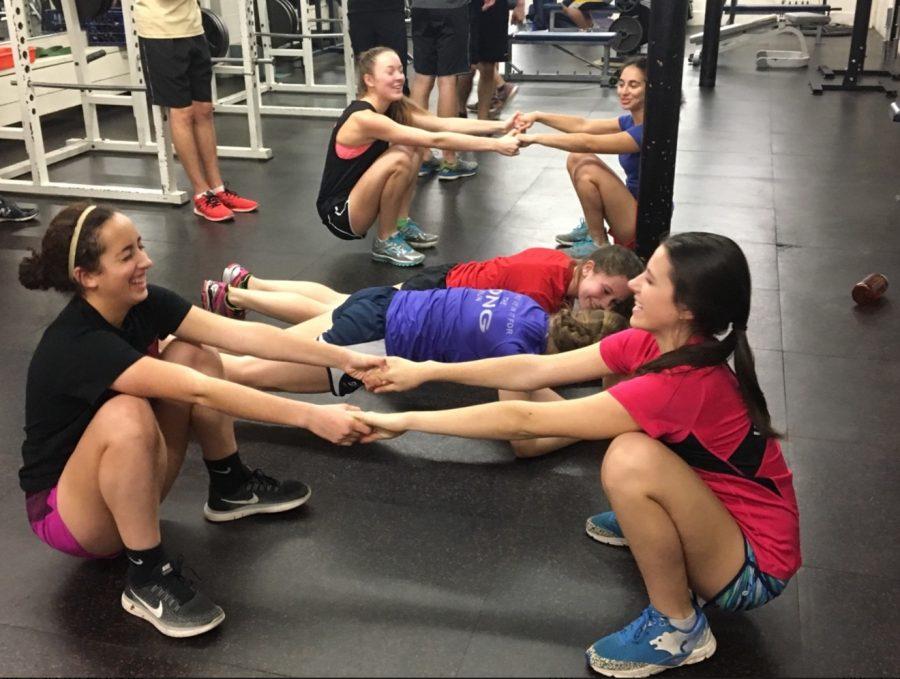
[609,15,642,54]
[201,7,230,58]
[614,0,639,14]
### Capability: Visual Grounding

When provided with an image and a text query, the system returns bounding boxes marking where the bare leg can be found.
[566,153,637,246]
[499,388,580,458]
[247,277,347,304]
[348,146,418,240]
[476,62,497,120]
[436,75,460,165]
[398,148,426,219]
[169,106,211,195]
[457,68,475,114]
[410,73,436,163]
[228,287,344,325]
[152,341,237,495]
[55,395,168,555]
[562,5,592,29]
[601,433,746,617]
[192,101,224,189]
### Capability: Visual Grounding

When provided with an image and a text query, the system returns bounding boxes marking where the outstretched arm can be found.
[356,391,639,443]
[518,111,622,135]
[517,131,639,155]
[500,388,582,458]
[173,306,384,375]
[365,343,612,393]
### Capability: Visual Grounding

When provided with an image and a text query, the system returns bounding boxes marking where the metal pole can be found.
[699,0,723,88]
[635,0,689,260]
[842,0,874,86]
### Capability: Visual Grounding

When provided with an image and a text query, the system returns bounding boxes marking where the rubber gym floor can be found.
[0,29,897,678]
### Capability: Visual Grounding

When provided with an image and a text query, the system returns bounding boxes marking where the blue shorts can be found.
[705,538,788,612]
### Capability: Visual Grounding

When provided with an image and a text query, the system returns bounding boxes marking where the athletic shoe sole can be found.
[586,632,716,678]
[371,252,425,267]
[0,213,39,222]
[438,171,478,181]
[224,206,258,213]
[193,207,234,222]
[585,520,629,547]
[121,591,225,638]
[555,235,592,246]
[203,487,312,522]
[406,240,439,251]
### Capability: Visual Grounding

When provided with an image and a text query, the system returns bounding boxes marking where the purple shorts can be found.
[26,486,119,560]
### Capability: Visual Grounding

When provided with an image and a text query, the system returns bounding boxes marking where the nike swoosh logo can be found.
[128,557,143,565]
[210,468,231,474]
[221,493,259,505]
[133,593,164,619]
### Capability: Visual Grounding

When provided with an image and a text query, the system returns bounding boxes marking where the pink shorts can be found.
[26,486,119,560]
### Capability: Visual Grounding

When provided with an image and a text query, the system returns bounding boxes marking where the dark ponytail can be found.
[636,232,779,439]
[19,202,113,294]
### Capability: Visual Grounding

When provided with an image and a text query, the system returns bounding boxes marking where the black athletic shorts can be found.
[320,196,363,241]
[411,6,471,77]
[400,262,457,290]
[347,8,410,94]
[472,0,510,64]
[139,35,212,108]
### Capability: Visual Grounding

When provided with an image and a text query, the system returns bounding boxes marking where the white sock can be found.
[667,610,697,631]
[194,191,208,200]
[212,184,225,194]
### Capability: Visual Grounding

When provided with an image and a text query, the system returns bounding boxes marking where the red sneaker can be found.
[215,186,258,213]
[194,192,234,222]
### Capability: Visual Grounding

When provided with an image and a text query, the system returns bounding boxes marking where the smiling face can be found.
[617,64,646,114]
[576,260,633,311]
[362,49,405,103]
[627,245,692,333]
[78,212,152,308]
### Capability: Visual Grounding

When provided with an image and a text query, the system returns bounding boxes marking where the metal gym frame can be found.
[214,0,355,119]
[1,0,185,203]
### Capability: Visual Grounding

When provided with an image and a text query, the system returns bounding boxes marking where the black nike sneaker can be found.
[203,468,312,522]
[0,197,38,222]
[121,557,224,638]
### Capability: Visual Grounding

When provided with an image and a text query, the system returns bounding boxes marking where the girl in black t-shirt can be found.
[316,46,521,267]
[18,204,382,639]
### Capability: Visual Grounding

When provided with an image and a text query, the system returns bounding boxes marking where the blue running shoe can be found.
[398,218,439,250]
[438,158,479,181]
[585,511,629,547]
[418,156,441,178]
[555,217,590,246]
[564,239,600,259]
[371,232,425,267]
[586,604,716,678]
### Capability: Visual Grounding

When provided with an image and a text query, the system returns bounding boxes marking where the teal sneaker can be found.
[371,232,425,267]
[585,511,629,547]
[418,156,441,178]
[586,604,716,677]
[555,217,591,246]
[564,239,600,259]
[398,218,439,250]
[438,158,479,181]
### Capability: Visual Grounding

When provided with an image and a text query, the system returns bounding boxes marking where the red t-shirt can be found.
[600,329,801,580]
[445,248,574,313]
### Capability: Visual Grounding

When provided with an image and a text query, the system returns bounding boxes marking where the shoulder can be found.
[599,328,658,374]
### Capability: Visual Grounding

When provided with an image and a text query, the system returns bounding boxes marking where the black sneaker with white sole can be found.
[121,557,225,638]
[204,468,311,522]
[0,197,38,222]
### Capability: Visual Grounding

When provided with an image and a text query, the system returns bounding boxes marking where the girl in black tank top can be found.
[312,46,521,267]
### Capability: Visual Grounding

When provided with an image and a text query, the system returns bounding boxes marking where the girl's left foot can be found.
[223,262,252,289]
[201,280,245,319]
[586,604,716,677]
[398,218,439,249]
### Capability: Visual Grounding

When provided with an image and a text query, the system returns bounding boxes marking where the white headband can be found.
[68,205,97,281]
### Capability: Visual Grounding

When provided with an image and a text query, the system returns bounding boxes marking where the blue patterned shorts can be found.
[707,538,788,612]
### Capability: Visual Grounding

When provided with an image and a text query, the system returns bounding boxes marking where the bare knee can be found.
[192,101,214,123]
[169,105,194,125]
[96,395,162,454]
[161,340,224,378]
[601,432,657,492]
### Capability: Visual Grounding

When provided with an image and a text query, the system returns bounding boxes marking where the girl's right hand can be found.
[495,135,521,156]
[353,412,407,442]
[515,111,537,131]
[363,356,429,393]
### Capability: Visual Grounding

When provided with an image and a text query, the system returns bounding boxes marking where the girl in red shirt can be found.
[354,232,800,677]
[200,245,644,324]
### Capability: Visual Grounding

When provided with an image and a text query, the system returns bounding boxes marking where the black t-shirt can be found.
[316,100,390,220]
[348,0,404,14]
[19,285,192,493]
